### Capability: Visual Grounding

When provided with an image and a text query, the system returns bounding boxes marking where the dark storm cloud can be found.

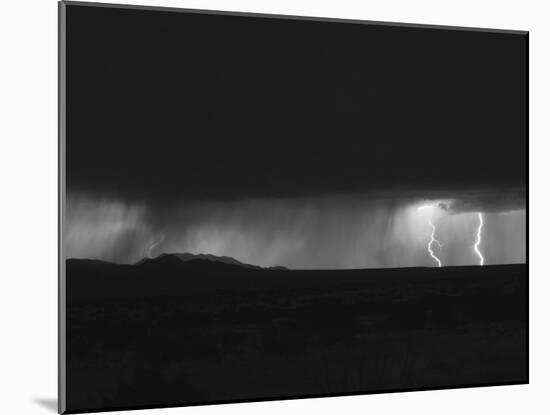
[443,188,526,214]
[66,5,527,205]
[398,187,526,214]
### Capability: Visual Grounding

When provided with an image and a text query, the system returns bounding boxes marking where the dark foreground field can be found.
[65,256,527,412]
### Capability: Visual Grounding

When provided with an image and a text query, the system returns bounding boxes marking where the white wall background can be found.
[0,0,545,413]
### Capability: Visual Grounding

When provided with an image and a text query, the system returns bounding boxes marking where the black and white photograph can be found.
[60,1,527,413]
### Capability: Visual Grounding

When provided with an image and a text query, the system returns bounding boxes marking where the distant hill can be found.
[136,252,286,271]
[67,253,293,301]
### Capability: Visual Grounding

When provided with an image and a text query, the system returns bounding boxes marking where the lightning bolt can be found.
[418,204,443,267]
[147,235,165,258]
[473,212,484,265]
[427,219,443,267]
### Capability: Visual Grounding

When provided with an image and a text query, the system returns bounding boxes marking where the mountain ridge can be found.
[134,252,288,270]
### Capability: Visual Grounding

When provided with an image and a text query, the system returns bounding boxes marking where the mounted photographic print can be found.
[59,1,528,413]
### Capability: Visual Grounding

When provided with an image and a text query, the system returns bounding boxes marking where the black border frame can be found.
[58,1,529,413]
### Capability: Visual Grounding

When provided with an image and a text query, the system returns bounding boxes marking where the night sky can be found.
[64,4,527,267]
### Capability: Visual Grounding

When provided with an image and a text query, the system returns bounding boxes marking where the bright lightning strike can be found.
[417,203,443,267]
[427,219,443,267]
[147,235,165,258]
[473,212,484,265]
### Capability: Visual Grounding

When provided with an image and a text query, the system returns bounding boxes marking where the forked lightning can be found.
[417,204,443,267]
[473,212,484,265]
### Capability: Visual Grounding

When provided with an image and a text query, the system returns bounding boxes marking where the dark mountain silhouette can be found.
[173,252,262,269]
[65,259,527,411]
[136,252,287,270]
